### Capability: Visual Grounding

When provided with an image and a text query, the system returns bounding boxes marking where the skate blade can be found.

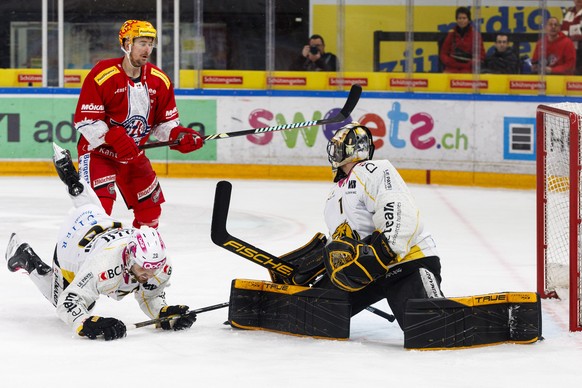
[5,233,23,262]
[52,142,69,162]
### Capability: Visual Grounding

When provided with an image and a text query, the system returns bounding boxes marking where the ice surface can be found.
[1,177,580,386]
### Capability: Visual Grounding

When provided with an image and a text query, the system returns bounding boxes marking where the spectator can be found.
[482,33,520,74]
[439,6,486,73]
[73,20,204,230]
[289,34,338,71]
[532,16,576,75]
[561,0,582,75]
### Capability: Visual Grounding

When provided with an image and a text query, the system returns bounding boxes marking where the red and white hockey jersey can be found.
[74,57,180,158]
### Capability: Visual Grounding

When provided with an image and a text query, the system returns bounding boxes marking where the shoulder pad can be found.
[150,68,171,89]
[94,66,121,86]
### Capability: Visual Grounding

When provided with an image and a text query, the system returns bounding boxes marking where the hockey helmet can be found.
[327,122,375,181]
[118,20,157,48]
[126,226,167,274]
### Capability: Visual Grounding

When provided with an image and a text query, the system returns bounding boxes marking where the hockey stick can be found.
[366,306,396,322]
[211,180,396,323]
[211,180,297,278]
[139,84,362,150]
[131,302,229,329]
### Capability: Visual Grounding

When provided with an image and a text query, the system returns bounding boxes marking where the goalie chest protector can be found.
[228,279,351,339]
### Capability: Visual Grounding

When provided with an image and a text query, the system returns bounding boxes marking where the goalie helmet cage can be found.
[536,103,582,332]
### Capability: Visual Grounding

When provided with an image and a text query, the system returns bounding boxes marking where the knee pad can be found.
[133,205,161,229]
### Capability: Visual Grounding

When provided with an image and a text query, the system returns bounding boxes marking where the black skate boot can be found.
[5,233,51,275]
[53,142,84,196]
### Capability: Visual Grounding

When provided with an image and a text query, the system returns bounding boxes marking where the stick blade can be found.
[340,84,362,118]
[211,180,232,245]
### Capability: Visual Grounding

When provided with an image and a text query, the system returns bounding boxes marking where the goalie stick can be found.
[211,180,396,323]
[130,302,229,329]
[139,84,362,150]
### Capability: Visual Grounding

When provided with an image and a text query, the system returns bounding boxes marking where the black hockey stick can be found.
[131,302,229,329]
[139,84,362,150]
[211,180,297,278]
[366,306,396,322]
[211,180,396,323]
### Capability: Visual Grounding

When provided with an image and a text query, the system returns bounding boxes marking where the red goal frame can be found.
[536,104,582,332]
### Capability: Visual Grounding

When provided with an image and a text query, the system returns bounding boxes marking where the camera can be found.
[309,45,319,55]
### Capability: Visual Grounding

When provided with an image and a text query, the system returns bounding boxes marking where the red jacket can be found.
[440,25,486,73]
[561,7,582,46]
[74,57,180,158]
[532,32,576,75]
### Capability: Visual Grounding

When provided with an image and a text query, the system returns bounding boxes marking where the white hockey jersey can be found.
[324,159,438,267]
[54,204,170,334]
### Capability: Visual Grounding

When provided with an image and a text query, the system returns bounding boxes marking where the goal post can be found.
[536,103,582,332]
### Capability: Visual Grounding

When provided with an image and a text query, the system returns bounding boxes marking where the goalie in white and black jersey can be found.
[318,122,445,327]
[4,143,196,341]
[228,122,541,348]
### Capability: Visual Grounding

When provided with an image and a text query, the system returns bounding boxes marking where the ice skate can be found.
[5,233,51,275]
[53,142,84,196]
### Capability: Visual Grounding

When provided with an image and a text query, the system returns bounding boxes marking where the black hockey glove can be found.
[79,316,127,341]
[324,231,396,292]
[159,305,197,331]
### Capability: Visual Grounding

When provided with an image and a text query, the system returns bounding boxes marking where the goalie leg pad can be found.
[403,292,542,350]
[228,279,351,339]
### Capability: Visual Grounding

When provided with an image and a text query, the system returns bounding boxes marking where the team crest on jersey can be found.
[332,222,361,240]
[127,117,149,138]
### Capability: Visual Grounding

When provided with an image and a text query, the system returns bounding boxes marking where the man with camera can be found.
[290,34,338,71]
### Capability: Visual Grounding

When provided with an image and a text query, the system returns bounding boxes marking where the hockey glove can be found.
[79,316,127,341]
[324,231,396,292]
[159,305,197,331]
[104,126,142,162]
[271,232,327,286]
[169,126,204,154]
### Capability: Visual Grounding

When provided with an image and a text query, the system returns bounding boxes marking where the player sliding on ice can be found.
[4,143,196,341]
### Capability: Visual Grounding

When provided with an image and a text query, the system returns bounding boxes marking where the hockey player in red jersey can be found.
[73,20,203,229]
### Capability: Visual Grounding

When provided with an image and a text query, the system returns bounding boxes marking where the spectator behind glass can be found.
[439,6,486,73]
[482,34,519,74]
[289,34,338,71]
[532,16,576,75]
[561,0,582,75]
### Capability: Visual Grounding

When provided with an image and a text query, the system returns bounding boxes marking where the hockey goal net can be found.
[537,103,582,332]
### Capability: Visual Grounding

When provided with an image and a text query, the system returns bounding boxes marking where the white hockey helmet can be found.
[327,122,375,182]
[126,226,167,273]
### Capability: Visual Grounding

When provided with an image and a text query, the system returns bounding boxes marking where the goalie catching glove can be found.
[324,231,397,292]
[158,305,197,331]
[169,126,204,153]
[78,316,127,341]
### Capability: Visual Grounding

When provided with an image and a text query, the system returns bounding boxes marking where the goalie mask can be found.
[126,226,167,274]
[327,122,375,182]
[118,20,157,49]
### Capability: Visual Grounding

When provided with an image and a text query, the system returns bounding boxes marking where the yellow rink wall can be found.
[0,160,536,190]
[0,73,554,190]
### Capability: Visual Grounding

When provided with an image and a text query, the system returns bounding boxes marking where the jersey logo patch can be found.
[332,222,360,240]
[94,66,121,86]
[151,68,170,89]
